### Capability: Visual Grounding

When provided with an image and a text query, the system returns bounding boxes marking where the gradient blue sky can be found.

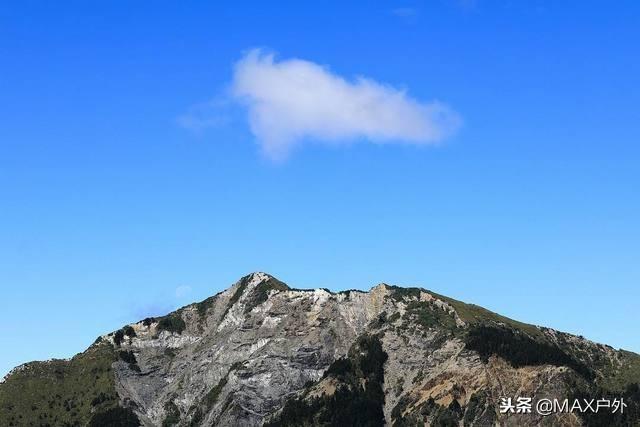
[1,1,639,377]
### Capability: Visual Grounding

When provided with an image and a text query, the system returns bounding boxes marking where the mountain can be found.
[1,272,639,426]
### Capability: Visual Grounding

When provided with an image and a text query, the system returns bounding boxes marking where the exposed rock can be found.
[1,272,638,426]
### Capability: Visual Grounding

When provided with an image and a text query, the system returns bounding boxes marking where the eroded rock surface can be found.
[1,272,639,426]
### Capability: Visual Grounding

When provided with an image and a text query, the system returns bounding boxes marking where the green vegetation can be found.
[388,312,401,324]
[266,334,388,427]
[572,382,639,426]
[230,361,246,371]
[123,325,136,338]
[88,406,140,426]
[189,408,204,427]
[391,285,640,393]
[221,275,251,319]
[402,301,457,331]
[388,285,422,302]
[114,329,125,346]
[428,290,545,339]
[195,295,217,317]
[369,311,388,329]
[157,313,186,334]
[118,350,140,372]
[204,375,228,407]
[392,396,466,427]
[91,392,115,407]
[186,361,244,424]
[219,274,290,318]
[412,369,425,384]
[600,350,640,391]
[244,277,289,313]
[3,279,638,427]
[0,342,133,426]
[388,287,459,335]
[462,391,495,426]
[162,401,181,427]
[337,289,366,300]
[113,325,137,347]
[464,325,593,379]
[390,285,545,339]
[393,377,404,397]
[188,274,292,324]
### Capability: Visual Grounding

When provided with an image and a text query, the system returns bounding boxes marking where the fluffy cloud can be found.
[175,285,192,298]
[391,7,418,18]
[231,50,461,160]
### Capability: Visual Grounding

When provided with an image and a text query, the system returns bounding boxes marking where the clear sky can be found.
[1,1,639,377]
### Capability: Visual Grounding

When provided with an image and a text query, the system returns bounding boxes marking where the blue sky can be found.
[1,1,639,377]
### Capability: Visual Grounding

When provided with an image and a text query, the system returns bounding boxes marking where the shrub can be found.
[324,358,353,379]
[464,325,593,379]
[195,297,215,317]
[118,351,136,365]
[244,278,289,313]
[266,334,388,427]
[162,401,180,427]
[118,351,140,372]
[204,376,228,408]
[221,276,250,319]
[113,330,125,346]
[90,393,113,407]
[388,286,422,302]
[388,312,401,323]
[88,407,140,427]
[573,382,639,426]
[157,315,186,335]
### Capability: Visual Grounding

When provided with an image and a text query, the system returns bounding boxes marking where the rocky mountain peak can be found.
[1,273,638,426]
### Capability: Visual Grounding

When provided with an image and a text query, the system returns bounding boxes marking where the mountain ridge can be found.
[1,272,639,426]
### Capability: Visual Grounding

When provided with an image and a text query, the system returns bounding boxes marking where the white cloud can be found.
[231,49,461,160]
[176,99,230,133]
[392,7,418,18]
[175,285,192,298]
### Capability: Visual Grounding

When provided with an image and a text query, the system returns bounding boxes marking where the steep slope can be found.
[1,272,638,426]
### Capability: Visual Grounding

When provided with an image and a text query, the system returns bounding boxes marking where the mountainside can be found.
[1,272,639,426]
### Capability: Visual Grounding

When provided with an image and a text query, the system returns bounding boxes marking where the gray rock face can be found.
[102,272,639,426]
[2,272,638,426]
[111,273,387,426]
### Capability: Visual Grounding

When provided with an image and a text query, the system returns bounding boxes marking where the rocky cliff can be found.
[1,272,639,426]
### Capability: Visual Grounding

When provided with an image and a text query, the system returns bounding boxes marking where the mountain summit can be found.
[1,272,639,426]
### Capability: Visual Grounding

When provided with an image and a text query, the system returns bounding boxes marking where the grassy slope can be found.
[425,288,640,390]
[0,341,119,427]
[2,281,638,426]
[601,350,640,391]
